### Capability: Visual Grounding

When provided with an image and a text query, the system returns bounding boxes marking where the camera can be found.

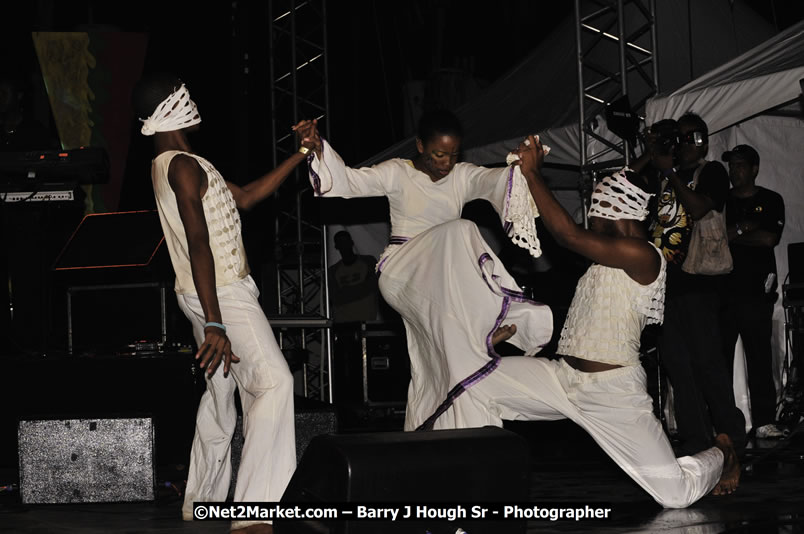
[679,130,708,147]
[643,119,680,155]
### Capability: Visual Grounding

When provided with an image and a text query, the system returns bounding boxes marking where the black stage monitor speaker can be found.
[18,417,155,503]
[276,426,530,534]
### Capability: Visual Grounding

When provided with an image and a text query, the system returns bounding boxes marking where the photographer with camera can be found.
[633,113,743,495]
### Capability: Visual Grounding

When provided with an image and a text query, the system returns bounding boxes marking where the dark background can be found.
[0,0,802,472]
[0,0,802,355]
[2,0,799,190]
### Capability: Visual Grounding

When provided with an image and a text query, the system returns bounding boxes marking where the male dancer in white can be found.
[484,134,740,505]
[133,74,316,534]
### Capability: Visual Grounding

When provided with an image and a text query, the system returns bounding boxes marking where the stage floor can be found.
[0,419,802,533]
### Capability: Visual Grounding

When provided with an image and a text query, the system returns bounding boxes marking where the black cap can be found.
[721,144,759,166]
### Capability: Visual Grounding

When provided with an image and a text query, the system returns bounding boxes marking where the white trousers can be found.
[441,356,724,509]
[178,276,296,529]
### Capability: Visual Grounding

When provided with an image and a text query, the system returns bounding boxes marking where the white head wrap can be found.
[140,84,201,136]
[587,168,653,221]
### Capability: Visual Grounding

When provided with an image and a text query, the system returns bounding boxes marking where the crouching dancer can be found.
[476,135,738,507]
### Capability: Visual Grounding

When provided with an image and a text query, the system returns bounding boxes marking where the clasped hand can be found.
[515,134,545,176]
[292,119,322,154]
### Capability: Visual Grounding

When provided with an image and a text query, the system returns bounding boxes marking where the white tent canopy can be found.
[645,20,804,407]
[646,20,804,131]
[338,1,780,263]
[362,1,777,175]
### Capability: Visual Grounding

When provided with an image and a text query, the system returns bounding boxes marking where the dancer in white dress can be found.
[304,111,553,431]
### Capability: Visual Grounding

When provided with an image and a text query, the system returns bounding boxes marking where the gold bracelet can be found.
[298,146,310,155]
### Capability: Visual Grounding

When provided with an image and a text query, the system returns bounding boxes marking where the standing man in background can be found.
[721,144,787,439]
[328,230,379,323]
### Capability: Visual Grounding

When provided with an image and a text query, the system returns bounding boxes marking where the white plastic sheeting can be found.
[646,21,804,419]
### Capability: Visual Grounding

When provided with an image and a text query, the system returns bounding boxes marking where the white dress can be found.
[309,141,553,430]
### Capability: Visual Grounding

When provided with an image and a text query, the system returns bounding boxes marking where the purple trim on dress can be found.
[377,236,411,275]
[376,256,390,274]
[307,153,322,195]
[478,253,539,305]
[505,165,515,212]
[307,137,329,195]
[415,251,548,431]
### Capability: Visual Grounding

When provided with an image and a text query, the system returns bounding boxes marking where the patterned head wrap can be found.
[140,83,201,136]
[587,168,653,221]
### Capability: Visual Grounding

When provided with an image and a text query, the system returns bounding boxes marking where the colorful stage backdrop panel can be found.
[33,31,147,213]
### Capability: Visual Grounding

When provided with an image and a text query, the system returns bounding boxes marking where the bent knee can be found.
[242,358,295,396]
[656,493,696,509]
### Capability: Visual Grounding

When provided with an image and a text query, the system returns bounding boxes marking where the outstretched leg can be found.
[555,362,724,508]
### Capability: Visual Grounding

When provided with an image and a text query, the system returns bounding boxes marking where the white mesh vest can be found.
[557,246,666,366]
[151,150,249,294]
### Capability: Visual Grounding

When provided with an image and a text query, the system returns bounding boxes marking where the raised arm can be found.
[517,135,659,284]
[169,155,239,377]
[640,134,715,221]
[226,119,318,210]
[307,137,398,198]
[662,166,716,221]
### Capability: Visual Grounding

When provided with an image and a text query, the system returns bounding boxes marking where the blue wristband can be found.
[204,321,226,332]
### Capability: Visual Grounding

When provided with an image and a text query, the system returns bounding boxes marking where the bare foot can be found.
[492,324,517,345]
[711,433,740,495]
[231,524,273,534]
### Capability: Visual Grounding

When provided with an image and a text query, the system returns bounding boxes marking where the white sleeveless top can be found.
[557,245,666,366]
[151,150,249,294]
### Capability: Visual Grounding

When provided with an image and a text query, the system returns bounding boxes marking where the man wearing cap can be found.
[721,144,787,439]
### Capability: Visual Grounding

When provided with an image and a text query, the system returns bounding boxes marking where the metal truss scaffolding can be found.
[268,0,332,402]
[574,0,659,217]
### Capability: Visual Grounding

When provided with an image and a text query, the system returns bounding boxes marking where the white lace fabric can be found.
[558,246,666,366]
[194,156,244,277]
[504,164,542,258]
[588,168,652,221]
[504,137,551,259]
[140,84,201,136]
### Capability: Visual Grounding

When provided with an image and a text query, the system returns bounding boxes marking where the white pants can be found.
[178,276,296,529]
[441,356,724,509]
